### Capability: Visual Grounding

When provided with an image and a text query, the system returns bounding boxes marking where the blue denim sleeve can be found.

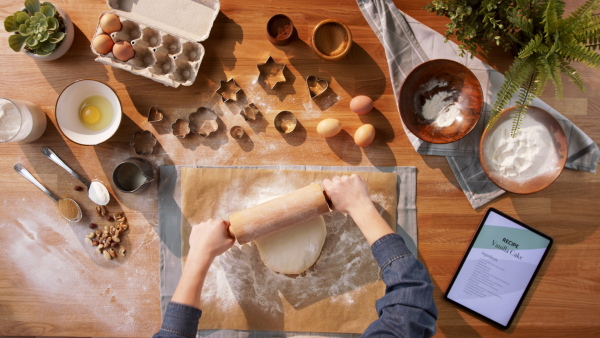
[362,233,438,337]
[153,301,202,338]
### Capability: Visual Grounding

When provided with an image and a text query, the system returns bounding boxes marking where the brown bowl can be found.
[399,59,483,144]
[311,19,352,61]
[266,14,294,46]
[479,106,568,194]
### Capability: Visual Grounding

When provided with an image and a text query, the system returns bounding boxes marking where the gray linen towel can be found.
[358,0,600,208]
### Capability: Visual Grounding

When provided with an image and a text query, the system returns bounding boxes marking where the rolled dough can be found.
[254,216,326,274]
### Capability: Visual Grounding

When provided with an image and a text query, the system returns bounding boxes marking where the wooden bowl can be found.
[310,19,352,61]
[399,59,483,143]
[266,14,294,46]
[479,106,568,194]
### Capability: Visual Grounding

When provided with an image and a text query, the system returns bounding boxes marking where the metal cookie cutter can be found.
[240,103,260,121]
[147,106,163,123]
[189,107,219,137]
[257,56,287,89]
[306,75,329,99]
[216,78,242,102]
[171,119,191,138]
[130,130,157,155]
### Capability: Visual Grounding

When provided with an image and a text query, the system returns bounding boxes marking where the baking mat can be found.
[159,165,417,336]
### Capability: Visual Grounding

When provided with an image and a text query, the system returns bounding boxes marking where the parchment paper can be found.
[180,168,397,333]
[158,165,417,336]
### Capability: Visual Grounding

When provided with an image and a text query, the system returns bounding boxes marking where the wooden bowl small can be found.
[480,106,568,194]
[311,19,352,61]
[266,14,294,46]
[399,59,483,143]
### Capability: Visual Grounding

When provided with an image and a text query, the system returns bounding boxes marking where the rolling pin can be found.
[229,183,331,244]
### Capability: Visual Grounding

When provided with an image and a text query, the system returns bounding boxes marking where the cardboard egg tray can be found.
[91,0,220,88]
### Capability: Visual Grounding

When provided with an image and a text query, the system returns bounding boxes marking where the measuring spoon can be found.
[14,163,82,222]
[41,147,110,205]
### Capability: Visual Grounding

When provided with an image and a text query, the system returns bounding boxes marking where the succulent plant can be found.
[3,0,65,56]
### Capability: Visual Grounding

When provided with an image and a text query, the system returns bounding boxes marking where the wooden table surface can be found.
[1,0,599,336]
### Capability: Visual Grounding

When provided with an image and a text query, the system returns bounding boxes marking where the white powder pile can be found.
[88,180,110,205]
[488,116,557,180]
[420,91,461,128]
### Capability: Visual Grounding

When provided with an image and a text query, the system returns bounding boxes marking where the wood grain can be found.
[0,0,598,336]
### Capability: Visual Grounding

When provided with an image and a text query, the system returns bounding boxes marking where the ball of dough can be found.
[254,216,326,274]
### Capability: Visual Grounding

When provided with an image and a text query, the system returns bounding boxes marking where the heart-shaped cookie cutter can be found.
[147,107,163,123]
[306,75,329,99]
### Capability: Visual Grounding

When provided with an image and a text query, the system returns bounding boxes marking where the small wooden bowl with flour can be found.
[399,59,483,143]
[480,106,568,194]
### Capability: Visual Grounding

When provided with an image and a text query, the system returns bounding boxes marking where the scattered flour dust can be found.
[487,116,557,180]
[419,79,461,128]
[198,171,387,318]
[1,194,160,335]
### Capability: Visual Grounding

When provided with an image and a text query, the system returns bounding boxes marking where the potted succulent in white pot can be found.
[4,0,74,61]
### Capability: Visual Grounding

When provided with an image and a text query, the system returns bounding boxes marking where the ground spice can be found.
[268,16,292,40]
[276,25,291,40]
[314,22,348,56]
[58,198,79,220]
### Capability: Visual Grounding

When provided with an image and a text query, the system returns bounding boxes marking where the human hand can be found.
[322,174,374,215]
[187,219,235,262]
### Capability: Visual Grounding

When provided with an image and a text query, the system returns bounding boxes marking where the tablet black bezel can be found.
[443,207,553,329]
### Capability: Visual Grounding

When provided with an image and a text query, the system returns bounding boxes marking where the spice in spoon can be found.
[58,198,80,221]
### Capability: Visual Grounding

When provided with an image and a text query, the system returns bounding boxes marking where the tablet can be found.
[444,208,553,329]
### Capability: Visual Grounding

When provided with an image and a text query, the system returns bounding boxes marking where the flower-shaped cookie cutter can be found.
[172,119,191,138]
[130,130,157,155]
[257,56,287,89]
[189,107,219,137]
[240,103,260,121]
[306,75,329,99]
[216,78,242,102]
[147,106,164,123]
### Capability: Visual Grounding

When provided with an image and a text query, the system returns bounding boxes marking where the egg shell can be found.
[354,124,375,147]
[100,13,122,34]
[350,95,374,115]
[92,34,114,54]
[113,41,135,61]
[317,118,342,137]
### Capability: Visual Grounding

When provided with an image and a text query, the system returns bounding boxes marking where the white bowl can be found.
[56,80,122,145]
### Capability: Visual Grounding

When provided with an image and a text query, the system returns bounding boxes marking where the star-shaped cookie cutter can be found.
[216,78,242,102]
[257,56,287,89]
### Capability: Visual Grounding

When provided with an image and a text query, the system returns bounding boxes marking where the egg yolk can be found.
[80,105,101,125]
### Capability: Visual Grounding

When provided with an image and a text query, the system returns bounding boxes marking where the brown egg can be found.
[113,41,135,61]
[350,95,374,115]
[316,118,342,137]
[100,13,121,34]
[354,124,375,147]
[92,34,114,54]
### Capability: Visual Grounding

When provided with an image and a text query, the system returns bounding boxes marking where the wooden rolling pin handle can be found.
[229,183,330,244]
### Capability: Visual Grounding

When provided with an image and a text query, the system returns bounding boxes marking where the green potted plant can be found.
[426,0,600,136]
[3,0,74,61]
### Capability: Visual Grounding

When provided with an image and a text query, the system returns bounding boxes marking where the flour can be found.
[88,180,110,205]
[420,91,461,128]
[487,115,557,180]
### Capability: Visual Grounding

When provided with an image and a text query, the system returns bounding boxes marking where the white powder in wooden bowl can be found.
[419,79,461,128]
[487,117,557,180]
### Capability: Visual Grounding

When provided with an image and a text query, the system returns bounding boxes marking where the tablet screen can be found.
[444,208,552,328]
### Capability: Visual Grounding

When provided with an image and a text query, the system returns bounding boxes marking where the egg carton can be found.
[91,0,220,88]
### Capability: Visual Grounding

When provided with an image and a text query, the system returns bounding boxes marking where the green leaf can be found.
[8,33,27,52]
[24,0,41,15]
[39,31,49,42]
[35,46,52,56]
[40,4,55,18]
[18,23,29,36]
[39,39,55,52]
[25,34,38,47]
[15,11,30,25]
[49,31,64,43]
[46,16,58,31]
[4,16,18,32]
